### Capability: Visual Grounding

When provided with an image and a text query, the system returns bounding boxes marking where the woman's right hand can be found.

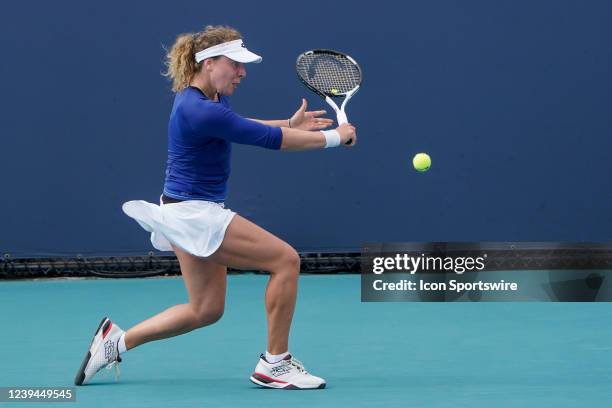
[337,123,357,146]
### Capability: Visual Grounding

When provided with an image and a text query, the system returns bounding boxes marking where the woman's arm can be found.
[280,123,356,151]
[187,98,355,151]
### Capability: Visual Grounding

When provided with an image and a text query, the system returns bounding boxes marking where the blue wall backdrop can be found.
[1,0,611,257]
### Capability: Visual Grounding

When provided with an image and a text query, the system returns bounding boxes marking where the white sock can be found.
[265,350,289,364]
[118,333,127,354]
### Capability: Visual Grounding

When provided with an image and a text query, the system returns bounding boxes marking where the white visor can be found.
[194,39,262,64]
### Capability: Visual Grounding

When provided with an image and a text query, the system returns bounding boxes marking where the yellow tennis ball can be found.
[330,88,339,95]
[413,153,431,172]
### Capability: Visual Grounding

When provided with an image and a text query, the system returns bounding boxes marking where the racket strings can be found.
[297,54,361,95]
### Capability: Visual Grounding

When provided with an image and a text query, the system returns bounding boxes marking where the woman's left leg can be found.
[124,250,227,349]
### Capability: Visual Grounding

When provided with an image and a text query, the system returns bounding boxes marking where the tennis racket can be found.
[296,49,362,144]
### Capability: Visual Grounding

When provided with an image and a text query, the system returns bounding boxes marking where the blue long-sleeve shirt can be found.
[163,86,283,202]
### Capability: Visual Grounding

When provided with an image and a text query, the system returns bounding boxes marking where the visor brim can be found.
[225,49,262,64]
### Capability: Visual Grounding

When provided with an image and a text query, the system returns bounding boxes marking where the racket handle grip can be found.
[335,112,352,144]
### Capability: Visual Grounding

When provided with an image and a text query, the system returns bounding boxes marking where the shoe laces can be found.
[287,357,308,374]
[105,355,122,381]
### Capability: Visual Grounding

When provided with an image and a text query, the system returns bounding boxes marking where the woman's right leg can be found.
[123,246,227,350]
[209,214,301,355]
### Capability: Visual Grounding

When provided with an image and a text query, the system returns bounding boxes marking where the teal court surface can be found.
[1,274,611,407]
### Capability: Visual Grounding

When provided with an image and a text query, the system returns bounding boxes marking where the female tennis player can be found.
[74,25,356,390]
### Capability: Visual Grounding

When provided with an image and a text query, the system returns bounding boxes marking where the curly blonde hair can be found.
[164,25,242,92]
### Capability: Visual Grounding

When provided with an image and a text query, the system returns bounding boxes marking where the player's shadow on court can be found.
[85,378,233,388]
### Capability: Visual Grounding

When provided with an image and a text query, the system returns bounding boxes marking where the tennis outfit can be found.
[122,86,282,257]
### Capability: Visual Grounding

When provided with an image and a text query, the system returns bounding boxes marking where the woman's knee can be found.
[191,303,225,327]
[271,246,300,277]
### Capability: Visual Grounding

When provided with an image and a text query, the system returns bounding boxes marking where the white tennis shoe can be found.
[250,354,326,390]
[74,317,124,385]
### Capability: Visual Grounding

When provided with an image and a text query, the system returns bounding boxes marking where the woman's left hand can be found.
[289,98,334,131]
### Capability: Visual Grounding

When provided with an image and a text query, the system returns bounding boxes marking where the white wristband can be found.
[321,130,341,148]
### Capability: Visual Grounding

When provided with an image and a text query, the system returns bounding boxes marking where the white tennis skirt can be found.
[122,197,236,257]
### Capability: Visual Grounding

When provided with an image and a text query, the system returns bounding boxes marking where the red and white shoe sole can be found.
[250,373,326,390]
